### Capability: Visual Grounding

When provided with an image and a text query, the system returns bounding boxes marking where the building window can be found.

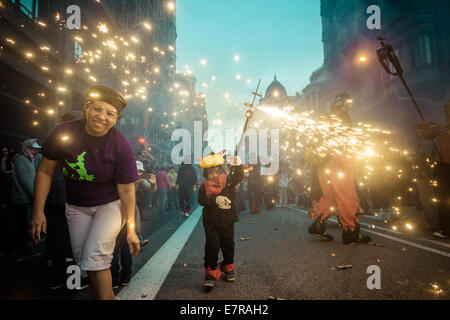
[19,0,38,19]
[418,34,432,66]
[74,41,82,62]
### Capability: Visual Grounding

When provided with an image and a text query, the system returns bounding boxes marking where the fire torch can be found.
[376,37,442,161]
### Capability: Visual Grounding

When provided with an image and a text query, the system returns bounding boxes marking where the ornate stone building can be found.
[171,73,208,163]
[260,75,302,110]
[301,0,450,148]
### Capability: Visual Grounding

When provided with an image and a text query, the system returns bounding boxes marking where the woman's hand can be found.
[127,229,141,257]
[29,212,47,245]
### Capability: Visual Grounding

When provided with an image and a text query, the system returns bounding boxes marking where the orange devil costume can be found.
[307,93,371,245]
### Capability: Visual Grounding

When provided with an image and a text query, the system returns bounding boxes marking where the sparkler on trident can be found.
[376,37,442,161]
[234,79,262,156]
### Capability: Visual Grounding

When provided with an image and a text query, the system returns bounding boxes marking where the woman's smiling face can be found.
[84,101,119,137]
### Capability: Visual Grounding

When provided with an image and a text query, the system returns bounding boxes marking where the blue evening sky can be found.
[176,0,323,150]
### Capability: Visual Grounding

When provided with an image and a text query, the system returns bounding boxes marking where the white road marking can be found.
[118,206,203,300]
[357,214,450,249]
[418,238,450,249]
[360,229,450,258]
[288,206,450,258]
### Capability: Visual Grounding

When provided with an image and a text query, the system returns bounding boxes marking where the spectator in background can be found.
[135,161,156,245]
[33,143,43,169]
[1,146,13,175]
[9,139,42,261]
[44,112,81,290]
[247,153,262,214]
[167,167,178,210]
[192,165,200,207]
[177,161,197,218]
[1,146,13,256]
[111,160,156,289]
[421,101,450,239]
[136,149,155,219]
[156,167,171,215]
[278,166,290,208]
[412,123,439,231]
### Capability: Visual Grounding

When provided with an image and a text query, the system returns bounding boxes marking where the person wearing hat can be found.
[307,93,371,245]
[134,160,156,245]
[29,85,140,300]
[9,139,42,260]
[198,152,243,289]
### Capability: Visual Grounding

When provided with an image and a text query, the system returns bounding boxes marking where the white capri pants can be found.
[65,200,125,271]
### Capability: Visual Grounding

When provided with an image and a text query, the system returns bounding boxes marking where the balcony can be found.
[1,0,48,34]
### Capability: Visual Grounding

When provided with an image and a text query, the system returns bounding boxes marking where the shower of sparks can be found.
[255,105,427,191]
[257,106,391,161]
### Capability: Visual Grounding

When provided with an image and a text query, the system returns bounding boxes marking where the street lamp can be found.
[167,2,176,11]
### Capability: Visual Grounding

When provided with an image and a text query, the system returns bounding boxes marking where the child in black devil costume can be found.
[198,152,244,289]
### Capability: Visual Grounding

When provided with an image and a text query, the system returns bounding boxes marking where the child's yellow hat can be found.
[199,154,225,168]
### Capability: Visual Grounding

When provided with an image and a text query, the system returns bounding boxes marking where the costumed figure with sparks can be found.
[198,152,244,289]
[307,93,371,245]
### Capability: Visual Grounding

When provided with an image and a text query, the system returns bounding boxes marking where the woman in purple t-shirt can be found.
[29,85,140,300]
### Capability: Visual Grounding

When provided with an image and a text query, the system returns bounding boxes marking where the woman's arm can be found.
[117,183,140,256]
[30,156,58,244]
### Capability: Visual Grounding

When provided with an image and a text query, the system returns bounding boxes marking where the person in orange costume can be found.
[308,93,371,245]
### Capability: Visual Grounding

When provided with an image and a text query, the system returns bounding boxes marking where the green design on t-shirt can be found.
[64,152,95,182]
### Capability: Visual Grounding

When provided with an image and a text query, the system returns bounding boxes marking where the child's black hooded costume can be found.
[198,153,244,282]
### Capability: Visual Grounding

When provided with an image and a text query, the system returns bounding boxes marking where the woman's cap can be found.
[86,85,127,112]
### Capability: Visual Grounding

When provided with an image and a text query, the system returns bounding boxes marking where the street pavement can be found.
[1,202,449,300]
[153,205,450,300]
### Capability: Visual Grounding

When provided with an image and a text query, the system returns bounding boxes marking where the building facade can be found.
[0,0,185,166]
[301,0,450,148]
[171,73,208,163]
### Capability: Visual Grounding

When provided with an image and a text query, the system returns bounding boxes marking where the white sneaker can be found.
[184,213,190,218]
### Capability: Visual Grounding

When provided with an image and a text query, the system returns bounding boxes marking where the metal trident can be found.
[235,79,262,156]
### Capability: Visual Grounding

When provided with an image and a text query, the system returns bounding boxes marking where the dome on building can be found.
[265,75,288,99]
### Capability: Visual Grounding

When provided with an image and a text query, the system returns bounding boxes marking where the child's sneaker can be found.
[220,263,236,282]
[204,267,221,288]
[204,274,216,288]
[223,270,236,282]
